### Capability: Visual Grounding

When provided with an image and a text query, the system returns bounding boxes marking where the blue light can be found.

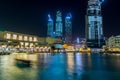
[66,13,72,19]
[48,14,53,21]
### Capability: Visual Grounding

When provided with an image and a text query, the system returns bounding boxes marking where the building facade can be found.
[65,13,72,44]
[0,31,61,48]
[0,31,45,47]
[47,14,54,37]
[107,35,120,48]
[85,0,105,48]
[55,11,63,38]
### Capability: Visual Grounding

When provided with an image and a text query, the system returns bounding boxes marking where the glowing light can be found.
[13,34,17,40]
[24,36,28,41]
[25,42,29,47]
[6,33,11,39]
[29,37,33,41]
[20,42,24,46]
[33,37,37,42]
[77,37,80,43]
[19,35,23,40]
[48,14,53,21]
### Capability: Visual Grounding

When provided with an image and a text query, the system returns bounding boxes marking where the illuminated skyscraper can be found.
[47,14,54,37]
[65,13,72,44]
[85,0,105,47]
[55,11,63,38]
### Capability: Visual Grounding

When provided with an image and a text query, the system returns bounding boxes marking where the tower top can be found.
[48,14,53,21]
[56,11,62,17]
[66,13,72,19]
[88,0,104,5]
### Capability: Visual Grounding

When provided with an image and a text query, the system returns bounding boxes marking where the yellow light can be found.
[6,33,11,39]
[13,34,17,40]
[29,37,33,41]
[24,36,28,41]
[19,35,23,40]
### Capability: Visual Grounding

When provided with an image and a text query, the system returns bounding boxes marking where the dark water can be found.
[1,53,120,80]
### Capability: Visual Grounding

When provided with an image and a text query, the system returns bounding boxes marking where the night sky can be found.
[0,0,120,39]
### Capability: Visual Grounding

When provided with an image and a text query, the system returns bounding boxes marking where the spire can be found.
[48,14,53,21]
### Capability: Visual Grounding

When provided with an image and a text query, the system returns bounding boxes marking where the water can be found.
[1,53,120,80]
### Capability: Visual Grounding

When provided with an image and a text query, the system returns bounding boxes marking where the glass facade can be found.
[47,14,54,37]
[55,11,63,37]
[86,0,105,48]
[65,13,72,44]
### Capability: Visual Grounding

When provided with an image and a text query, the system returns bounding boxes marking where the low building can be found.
[0,31,61,48]
[107,35,120,48]
[0,31,45,47]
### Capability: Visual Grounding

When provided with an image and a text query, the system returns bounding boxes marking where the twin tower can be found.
[47,11,72,43]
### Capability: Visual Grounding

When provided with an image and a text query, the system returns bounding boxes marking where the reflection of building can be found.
[47,14,54,37]
[55,11,63,38]
[85,0,105,48]
[65,13,72,44]
[0,31,60,47]
[107,35,120,48]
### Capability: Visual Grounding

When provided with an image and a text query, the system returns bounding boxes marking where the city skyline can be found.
[0,0,120,39]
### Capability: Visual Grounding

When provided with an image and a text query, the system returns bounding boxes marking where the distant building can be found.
[85,0,105,48]
[47,14,54,37]
[0,31,43,47]
[55,11,63,38]
[65,13,72,44]
[107,35,120,48]
[0,31,60,47]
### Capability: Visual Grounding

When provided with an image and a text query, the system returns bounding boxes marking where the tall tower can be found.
[85,0,105,47]
[47,14,54,37]
[55,11,63,38]
[65,13,72,44]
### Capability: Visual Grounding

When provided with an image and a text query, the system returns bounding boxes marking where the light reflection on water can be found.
[0,53,120,80]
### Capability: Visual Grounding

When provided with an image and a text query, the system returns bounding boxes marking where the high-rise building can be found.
[85,0,105,48]
[55,11,63,38]
[65,13,72,44]
[47,14,54,37]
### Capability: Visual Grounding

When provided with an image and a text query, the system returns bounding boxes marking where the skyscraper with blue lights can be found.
[85,0,105,47]
[65,13,72,44]
[55,11,63,38]
[47,14,54,37]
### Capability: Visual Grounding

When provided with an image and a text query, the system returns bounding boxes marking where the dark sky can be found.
[0,0,120,39]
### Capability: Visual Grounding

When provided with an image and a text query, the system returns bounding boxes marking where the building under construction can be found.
[85,0,105,48]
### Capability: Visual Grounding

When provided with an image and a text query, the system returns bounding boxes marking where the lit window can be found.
[29,37,32,41]
[33,37,37,42]
[19,35,22,40]
[24,36,28,41]
[13,34,17,40]
[25,42,29,47]
[20,42,24,46]
[30,43,33,47]
[6,33,11,39]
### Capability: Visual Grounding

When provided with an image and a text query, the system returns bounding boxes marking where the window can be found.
[25,42,29,47]
[29,37,32,41]
[33,37,37,42]
[13,34,17,40]
[24,36,28,41]
[20,42,24,46]
[6,33,11,39]
[19,35,22,40]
